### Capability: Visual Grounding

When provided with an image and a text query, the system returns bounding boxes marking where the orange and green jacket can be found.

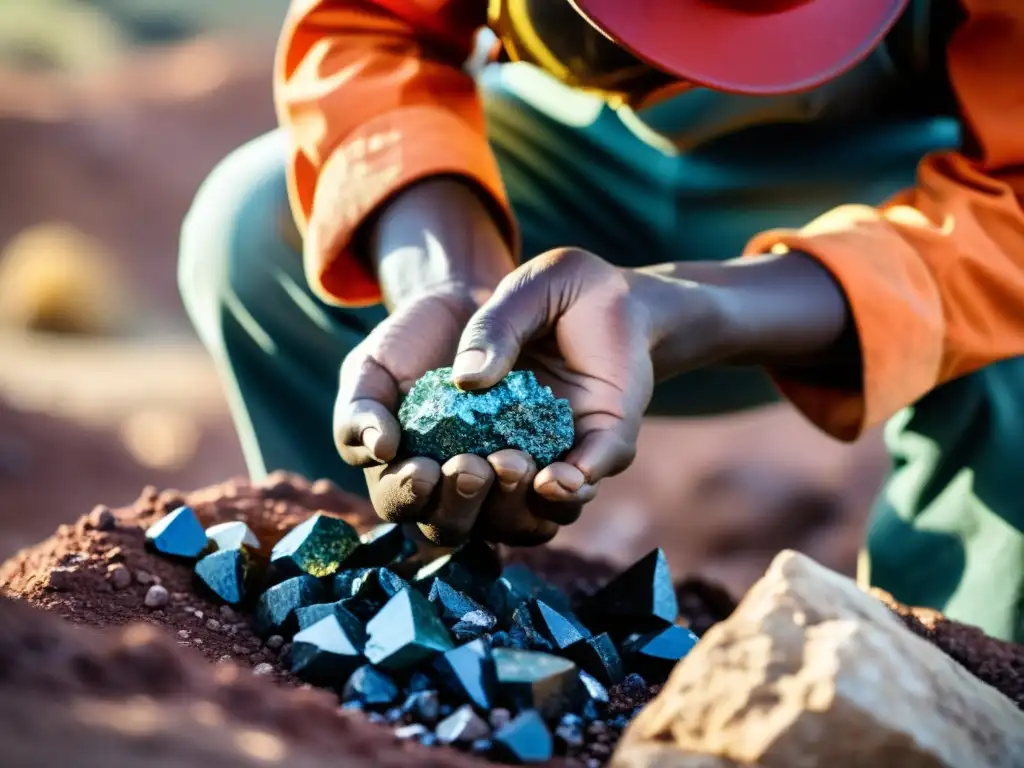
[273,0,1024,444]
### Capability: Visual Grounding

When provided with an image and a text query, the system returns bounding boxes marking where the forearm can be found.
[635,251,860,383]
[367,177,517,312]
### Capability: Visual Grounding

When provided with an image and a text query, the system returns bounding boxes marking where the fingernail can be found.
[456,473,487,498]
[452,350,487,383]
[361,427,382,458]
[558,467,585,493]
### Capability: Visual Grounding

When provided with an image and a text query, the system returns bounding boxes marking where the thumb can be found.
[452,269,550,390]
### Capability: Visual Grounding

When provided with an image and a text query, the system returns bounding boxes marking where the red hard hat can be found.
[568,0,910,95]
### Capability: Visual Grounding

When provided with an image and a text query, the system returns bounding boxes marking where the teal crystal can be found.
[397,368,574,467]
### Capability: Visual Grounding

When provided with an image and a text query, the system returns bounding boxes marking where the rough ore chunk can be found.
[194,548,256,606]
[254,575,326,637]
[295,599,366,647]
[342,664,400,708]
[290,615,365,687]
[524,599,587,651]
[564,632,624,687]
[582,548,678,636]
[435,704,491,745]
[364,587,454,671]
[493,648,584,721]
[205,521,260,552]
[398,367,574,467]
[344,523,409,569]
[145,506,208,559]
[270,512,360,579]
[621,624,699,681]
[432,638,496,712]
[492,710,554,764]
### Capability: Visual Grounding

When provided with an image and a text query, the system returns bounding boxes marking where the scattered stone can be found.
[621,624,699,680]
[219,605,240,622]
[492,709,554,764]
[270,512,360,579]
[351,567,408,605]
[471,738,493,755]
[524,599,586,651]
[345,523,409,569]
[493,648,584,721]
[415,541,501,601]
[428,579,486,623]
[398,367,574,467]
[194,548,257,606]
[290,615,366,687]
[489,708,512,731]
[579,670,609,711]
[107,564,131,590]
[618,550,1024,768]
[265,635,285,651]
[435,704,491,746]
[433,638,496,712]
[254,575,326,637]
[408,671,433,692]
[401,689,441,726]
[582,549,677,636]
[252,663,275,676]
[205,520,260,551]
[394,723,429,741]
[144,506,208,559]
[333,568,370,600]
[87,504,115,531]
[555,713,584,748]
[295,599,366,647]
[364,587,454,672]
[134,570,155,586]
[366,711,388,726]
[144,584,169,609]
[205,619,221,631]
[565,632,624,687]
[510,605,555,653]
[452,610,498,642]
[342,665,400,708]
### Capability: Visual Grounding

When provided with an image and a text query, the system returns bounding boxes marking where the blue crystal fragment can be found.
[290,615,365,687]
[492,648,584,721]
[400,689,441,725]
[364,587,454,671]
[398,367,574,468]
[342,664,400,708]
[145,506,208,559]
[582,548,678,635]
[295,599,366,647]
[492,710,554,764]
[270,512,360,579]
[194,548,254,605]
[523,599,585,651]
[432,638,496,712]
[510,605,554,653]
[579,670,609,708]
[564,632,624,687]
[622,625,699,681]
[254,575,326,637]
[204,521,260,552]
[435,704,491,745]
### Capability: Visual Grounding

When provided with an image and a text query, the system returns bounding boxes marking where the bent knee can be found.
[178,130,297,328]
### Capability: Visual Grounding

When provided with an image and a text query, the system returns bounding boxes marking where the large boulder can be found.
[613,550,1024,768]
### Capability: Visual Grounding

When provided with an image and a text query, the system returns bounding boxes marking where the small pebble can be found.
[419,733,438,747]
[206,619,221,631]
[178,630,190,640]
[619,673,647,699]
[471,739,493,754]
[107,565,131,590]
[439,704,453,717]
[589,743,611,757]
[253,663,275,676]
[585,759,601,768]
[555,714,584,748]
[265,635,285,651]
[218,655,233,663]
[219,605,240,622]
[193,638,204,646]
[183,605,195,614]
[394,724,428,741]
[194,610,204,620]
[385,707,404,724]
[366,712,388,726]
[232,644,249,655]
[341,701,364,712]
[88,505,116,531]
[135,570,155,586]
[407,672,432,692]
[144,585,169,608]
[489,708,511,730]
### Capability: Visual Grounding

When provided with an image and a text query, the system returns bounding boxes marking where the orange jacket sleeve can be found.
[744,0,1024,441]
[274,0,513,306]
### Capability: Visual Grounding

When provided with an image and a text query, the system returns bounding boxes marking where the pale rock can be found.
[612,550,1024,768]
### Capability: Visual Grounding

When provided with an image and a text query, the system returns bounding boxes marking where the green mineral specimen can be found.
[397,367,574,467]
[270,512,360,579]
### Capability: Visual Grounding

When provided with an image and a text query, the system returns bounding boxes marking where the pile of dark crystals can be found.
[145,505,700,766]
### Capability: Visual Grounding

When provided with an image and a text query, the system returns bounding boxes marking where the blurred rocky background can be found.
[0,0,887,597]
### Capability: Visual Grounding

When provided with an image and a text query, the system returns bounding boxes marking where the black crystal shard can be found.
[621,624,699,681]
[343,523,408,569]
[492,648,584,721]
[563,632,624,687]
[581,548,678,635]
[194,548,257,605]
[338,595,381,624]
[269,512,360,579]
[578,670,609,713]
[363,587,454,671]
[414,541,501,601]
[341,664,400,708]
[432,638,496,712]
[295,599,366,646]
[204,520,260,552]
[408,671,433,693]
[523,599,586,651]
[400,689,441,726]
[333,568,370,600]
[510,604,554,653]
[254,575,326,637]
[289,615,365,687]
[145,506,209,559]
[451,610,497,642]
[500,563,574,614]
[428,579,485,624]
[435,704,491,746]
[492,709,554,764]
[351,567,409,604]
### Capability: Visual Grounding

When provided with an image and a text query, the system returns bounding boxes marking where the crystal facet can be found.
[510,605,555,653]
[564,632,624,687]
[622,624,699,680]
[145,506,208,559]
[432,638,496,712]
[492,648,584,721]
[295,599,366,646]
[194,548,255,605]
[290,615,365,686]
[254,575,326,637]
[205,521,260,552]
[452,610,497,642]
[435,704,491,745]
[344,523,409,569]
[364,587,454,671]
[582,548,678,635]
[492,710,554,764]
[524,599,586,651]
[334,568,370,600]
[269,512,360,579]
[398,367,574,467]
[342,664,400,708]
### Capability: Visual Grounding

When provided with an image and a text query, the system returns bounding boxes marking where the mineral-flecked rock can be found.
[565,632,624,687]
[194,548,256,606]
[364,587,454,671]
[613,550,1024,768]
[621,625,698,680]
[269,512,360,579]
[144,506,208,559]
[398,367,574,467]
[493,648,584,721]
[295,599,366,646]
[204,520,260,552]
[290,615,366,687]
[582,548,678,636]
[342,664,400,708]
[492,709,554,764]
[334,568,370,600]
[253,575,326,637]
[435,704,491,745]
[433,638,496,712]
